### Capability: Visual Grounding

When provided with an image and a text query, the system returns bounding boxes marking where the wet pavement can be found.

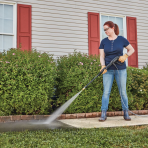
[0,120,74,132]
[1,115,148,132]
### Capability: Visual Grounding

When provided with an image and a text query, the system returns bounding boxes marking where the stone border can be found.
[0,110,148,123]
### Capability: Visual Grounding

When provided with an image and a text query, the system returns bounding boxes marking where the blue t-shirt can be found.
[99,36,130,70]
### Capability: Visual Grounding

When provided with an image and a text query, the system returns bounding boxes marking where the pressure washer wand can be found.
[82,56,120,91]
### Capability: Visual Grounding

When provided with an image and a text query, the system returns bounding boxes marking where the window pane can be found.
[101,15,124,39]
[0,4,3,18]
[0,18,2,33]
[4,19,13,33]
[108,16,115,23]
[119,30,124,36]
[0,35,2,52]
[4,4,13,19]
[3,35,13,51]
[102,30,108,39]
[101,15,108,27]
[116,17,123,30]
[101,15,108,39]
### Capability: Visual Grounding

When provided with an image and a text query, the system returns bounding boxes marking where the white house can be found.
[0,0,148,68]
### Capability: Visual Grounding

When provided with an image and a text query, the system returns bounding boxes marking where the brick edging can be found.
[0,110,148,123]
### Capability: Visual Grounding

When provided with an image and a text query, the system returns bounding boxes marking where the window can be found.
[100,14,126,40]
[0,2,16,53]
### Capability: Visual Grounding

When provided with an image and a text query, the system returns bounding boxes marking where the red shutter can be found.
[88,12,100,56]
[126,17,138,68]
[17,4,32,51]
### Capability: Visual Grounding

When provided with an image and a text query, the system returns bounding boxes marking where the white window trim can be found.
[0,1,17,49]
[100,12,128,66]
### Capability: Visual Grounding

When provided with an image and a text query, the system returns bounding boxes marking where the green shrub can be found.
[0,48,57,116]
[0,49,147,116]
[54,51,102,113]
[143,62,148,71]
[54,50,135,113]
[127,67,148,110]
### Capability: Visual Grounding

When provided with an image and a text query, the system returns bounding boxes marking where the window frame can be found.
[100,12,128,66]
[0,1,17,51]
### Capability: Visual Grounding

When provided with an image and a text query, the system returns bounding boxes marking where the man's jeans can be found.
[101,69,129,111]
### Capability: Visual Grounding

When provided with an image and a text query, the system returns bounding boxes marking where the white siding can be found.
[3,0,148,68]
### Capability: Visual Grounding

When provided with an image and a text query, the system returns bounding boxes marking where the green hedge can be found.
[0,48,57,116]
[143,62,148,71]
[54,51,103,113]
[0,49,148,116]
[127,67,148,110]
[54,51,148,113]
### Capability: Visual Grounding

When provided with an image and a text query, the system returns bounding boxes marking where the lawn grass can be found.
[0,125,148,148]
